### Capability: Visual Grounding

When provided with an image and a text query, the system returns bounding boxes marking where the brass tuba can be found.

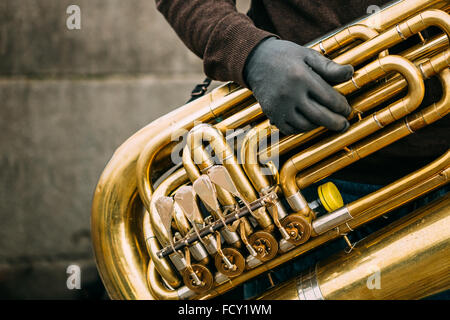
[91,0,450,300]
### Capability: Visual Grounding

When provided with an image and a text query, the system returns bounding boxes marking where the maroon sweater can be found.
[156,0,449,185]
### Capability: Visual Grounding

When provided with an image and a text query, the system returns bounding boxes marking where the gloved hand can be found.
[244,37,354,135]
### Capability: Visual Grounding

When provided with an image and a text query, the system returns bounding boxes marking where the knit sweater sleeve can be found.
[155,0,276,87]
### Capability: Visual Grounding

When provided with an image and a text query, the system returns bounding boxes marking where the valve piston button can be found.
[182,264,213,294]
[214,247,245,278]
[248,231,278,262]
[281,214,312,245]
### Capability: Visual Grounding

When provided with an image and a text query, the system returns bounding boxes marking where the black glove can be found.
[244,37,354,135]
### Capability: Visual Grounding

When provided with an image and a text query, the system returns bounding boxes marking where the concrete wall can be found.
[0,0,250,299]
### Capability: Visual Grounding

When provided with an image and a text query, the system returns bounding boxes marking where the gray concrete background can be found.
[0,1,249,299]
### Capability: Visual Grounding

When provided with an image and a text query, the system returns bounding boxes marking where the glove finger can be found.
[307,72,352,117]
[305,50,354,83]
[273,120,299,136]
[296,95,350,132]
[286,109,317,133]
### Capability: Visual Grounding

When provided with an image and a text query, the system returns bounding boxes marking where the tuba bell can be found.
[91,0,450,300]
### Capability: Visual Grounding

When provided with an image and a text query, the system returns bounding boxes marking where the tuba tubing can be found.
[91,0,450,299]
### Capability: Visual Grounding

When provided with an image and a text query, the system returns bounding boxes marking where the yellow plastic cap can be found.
[317,182,344,213]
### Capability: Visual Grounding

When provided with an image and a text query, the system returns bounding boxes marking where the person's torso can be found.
[248,0,391,45]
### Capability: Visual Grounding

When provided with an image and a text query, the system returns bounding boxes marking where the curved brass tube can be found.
[312,24,388,57]
[215,103,263,133]
[259,47,449,165]
[240,120,294,225]
[154,102,263,173]
[240,120,274,193]
[297,67,450,189]
[146,261,196,300]
[280,55,425,214]
[150,103,268,259]
[143,210,181,288]
[147,262,178,300]
[350,43,449,115]
[350,0,447,32]
[335,9,450,66]
[183,145,237,208]
[402,34,449,61]
[259,128,325,165]
[182,145,202,182]
[182,132,255,237]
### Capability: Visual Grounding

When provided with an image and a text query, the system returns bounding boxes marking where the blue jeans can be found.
[240,179,449,300]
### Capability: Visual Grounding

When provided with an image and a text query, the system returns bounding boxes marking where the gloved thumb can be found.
[305,50,354,83]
